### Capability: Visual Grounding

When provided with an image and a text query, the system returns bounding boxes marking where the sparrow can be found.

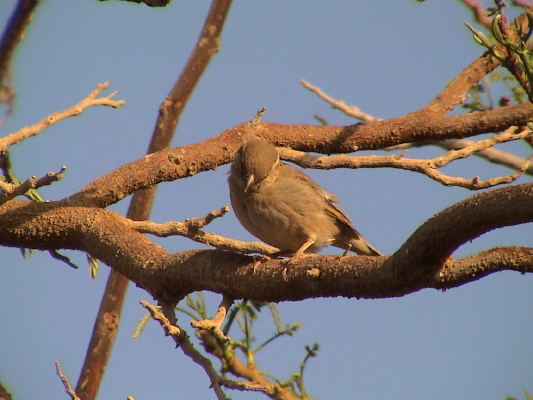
[228,138,382,261]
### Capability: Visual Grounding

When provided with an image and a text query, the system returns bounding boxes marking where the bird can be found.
[228,138,382,262]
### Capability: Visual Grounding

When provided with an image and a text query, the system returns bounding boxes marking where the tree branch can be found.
[75,2,234,398]
[0,166,66,204]
[0,82,124,152]
[1,184,531,302]
[66,101,533,209]
[278,127,533,189]
[0,0,41,85]
[301,78,533,177]
[128,210,278,255]
[141,300,276,400]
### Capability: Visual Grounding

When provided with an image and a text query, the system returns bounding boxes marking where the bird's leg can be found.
[279,238,315,281]
[288,237,316,264]
[341,243,352,257]
[267,249,293,258]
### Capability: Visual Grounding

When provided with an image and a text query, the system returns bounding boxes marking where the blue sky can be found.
[1,1,532,400]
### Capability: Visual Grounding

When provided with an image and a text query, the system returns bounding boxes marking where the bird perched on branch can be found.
[228,138,382,262]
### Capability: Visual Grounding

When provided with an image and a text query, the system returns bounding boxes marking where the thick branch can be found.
[149,0,233,148]
[382,183,533,294]
[70,102,533,209]
[1,184,531,302]
[434,246,533,289]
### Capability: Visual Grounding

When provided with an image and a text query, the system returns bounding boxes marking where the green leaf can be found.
[132,311,155,338]
[88,255,99,279]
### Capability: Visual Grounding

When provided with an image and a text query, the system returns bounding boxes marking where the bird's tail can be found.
[348,237,382,256]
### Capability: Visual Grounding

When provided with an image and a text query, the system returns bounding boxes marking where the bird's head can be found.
[237,138,279,192]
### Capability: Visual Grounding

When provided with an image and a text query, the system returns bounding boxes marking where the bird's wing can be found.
[279,163,354,227]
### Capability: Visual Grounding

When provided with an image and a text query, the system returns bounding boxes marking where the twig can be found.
[190,295,234,341]
[0,83,124,152]
[299,79,379,123]
[0,166,66,205]
[251,107,267,125]
[128,207,278,255]
[55,361,80,400]
[278,127,532,190]
[140,300,274,400]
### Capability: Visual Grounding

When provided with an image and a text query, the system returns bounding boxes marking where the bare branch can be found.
[0,166,66,205]
[128,208,278,255]
[277,127,532,190]
[141,300,274,400]
[148,0,233,147]
[0,83,124,152]
[299,79,379,123]
[1,184,531,303]
[300,76,533,177]
[65,101,533,210]
[437,137,533,175]
[434,246,533,289]
[190,295,234,340]
[76,2,235,398]
[0,0,41,84]
[55,361,80,400]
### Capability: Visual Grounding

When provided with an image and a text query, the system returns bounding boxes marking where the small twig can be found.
[277,127,532,190]
[313,114,328,125]
[141,300,273,400]
[251,107,267,125]
[141,300,182,338]
[55,361,80,400]
[128,207,278,255]
[191,295,234,341]
[300,79,533,177]
[185,206,230,230]
[300,79,380,123]
[432,126,530,166]
[0,82,125,152]
[0,166,66,205]
[436,137,533,175]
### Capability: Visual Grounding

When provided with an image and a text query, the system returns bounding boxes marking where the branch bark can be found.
[63,101,533,210]
[1,183,531,302]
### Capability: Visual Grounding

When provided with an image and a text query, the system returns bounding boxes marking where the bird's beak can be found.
[244,174,255,193]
